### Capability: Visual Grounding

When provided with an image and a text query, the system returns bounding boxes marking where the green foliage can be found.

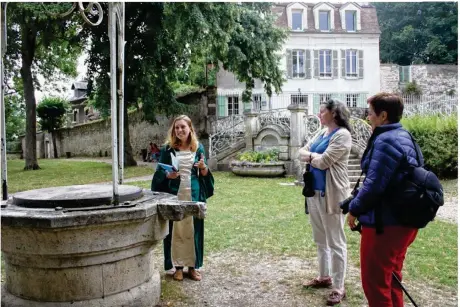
[5,94,26,141]
[36,97,69,133]
[236,149,280,163]
[83,2,287,123]
[401,115,457,178]
[4,3,83,90]
[375,2,458,65]
[403,81,422,95]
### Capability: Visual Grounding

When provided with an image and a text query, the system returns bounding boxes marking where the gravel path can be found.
[436,197,458,224]
[154,250,457,307]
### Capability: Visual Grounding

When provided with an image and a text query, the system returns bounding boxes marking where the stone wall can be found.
[379,64,400,93]
[380,64,458,95]
[23,89,213,160]
[411,65,458,96]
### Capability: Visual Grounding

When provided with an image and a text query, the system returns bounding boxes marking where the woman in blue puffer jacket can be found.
[347,93,421,307]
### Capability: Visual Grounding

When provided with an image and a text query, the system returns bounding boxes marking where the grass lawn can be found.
[5,159,154,194]
[2,164,457,304]
[130,172,458,291]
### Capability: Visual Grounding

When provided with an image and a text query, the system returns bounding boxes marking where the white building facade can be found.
[216,2,381,116]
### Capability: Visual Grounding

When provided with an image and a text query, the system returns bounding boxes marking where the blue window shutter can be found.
[217,96,226,117]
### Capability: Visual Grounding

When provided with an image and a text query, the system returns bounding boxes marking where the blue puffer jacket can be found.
[348,123,422,227]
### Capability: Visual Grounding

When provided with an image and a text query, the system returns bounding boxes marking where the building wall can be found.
[380,64,458,95]
[217,32,380,115]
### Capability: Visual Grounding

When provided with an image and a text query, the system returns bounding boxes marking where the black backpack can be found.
[386,133,444,228]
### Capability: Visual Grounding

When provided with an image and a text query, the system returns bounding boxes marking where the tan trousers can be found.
[307,191,347,290]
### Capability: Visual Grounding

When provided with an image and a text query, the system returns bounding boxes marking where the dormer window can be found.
[292,9,303,31]
[345,10,356,31]
[340,3,361,31]
[319,11,330,31]
[287,3,308,31]
[313,3,335,31]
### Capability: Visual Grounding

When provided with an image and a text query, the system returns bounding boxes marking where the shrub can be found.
[401,114,457,178]
[402,81,422,96]
[236,149,280,163]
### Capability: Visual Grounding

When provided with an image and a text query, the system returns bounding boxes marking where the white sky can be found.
[34,53,88,102]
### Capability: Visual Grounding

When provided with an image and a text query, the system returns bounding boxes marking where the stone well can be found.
[1,184,205,307]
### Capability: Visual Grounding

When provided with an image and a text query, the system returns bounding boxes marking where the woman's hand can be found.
[347,213,357,230]
[299,150,312,162]
[194,154,207,170]
[166,171,180,179]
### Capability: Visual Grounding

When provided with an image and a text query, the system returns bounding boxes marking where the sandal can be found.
[188,268,202,281]
[302,277,332,288]
[327,290,346,306]
[173,269,183,281]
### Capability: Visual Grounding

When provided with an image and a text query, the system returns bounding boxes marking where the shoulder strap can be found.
[406,131,423,167]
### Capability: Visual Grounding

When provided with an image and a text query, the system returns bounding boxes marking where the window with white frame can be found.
[346,94,359,108]
[73,110,78,122]
[346,50,358,77]
[319,94,332,103]
[319,11,330,31]
[228,96,239,115]
[292,10,303,31]
[292,50,305,78]
[345,11,356,31]
[291,94,308,105]
[319,50,332,77]
[253,94,262,112]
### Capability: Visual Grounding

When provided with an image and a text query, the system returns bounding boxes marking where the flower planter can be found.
[230,161,286,177]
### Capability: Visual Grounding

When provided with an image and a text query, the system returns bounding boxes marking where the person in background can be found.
[298,99,352,306]
[347,93,419,307]
[150,142,160,162]
[151,115,214,281]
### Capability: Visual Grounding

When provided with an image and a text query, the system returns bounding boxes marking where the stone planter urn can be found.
[1,184,205,307]
[230,160,286,177]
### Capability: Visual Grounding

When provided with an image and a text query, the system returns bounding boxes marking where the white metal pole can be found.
[109,4,119,204]
[117,3,125,184]
[1,3,8,201]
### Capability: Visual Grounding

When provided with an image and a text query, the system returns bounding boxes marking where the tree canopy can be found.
[83,2,287,165]
[375,2,458,65]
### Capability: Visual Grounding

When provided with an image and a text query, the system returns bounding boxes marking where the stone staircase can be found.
[348,153,363,189]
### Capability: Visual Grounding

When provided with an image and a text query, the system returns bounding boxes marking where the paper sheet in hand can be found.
[170,152,179,171]
[157,152,179,172]
[158,163,177,172]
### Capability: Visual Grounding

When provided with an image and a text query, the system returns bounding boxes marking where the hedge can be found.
[401,114,457,179]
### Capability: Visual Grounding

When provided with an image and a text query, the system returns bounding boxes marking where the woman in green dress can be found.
[151,115,214,281]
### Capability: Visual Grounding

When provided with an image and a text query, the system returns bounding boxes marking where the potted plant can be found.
[230,149,286,177]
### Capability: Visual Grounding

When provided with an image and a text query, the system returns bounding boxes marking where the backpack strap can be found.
[353,139,384,235]
[406,132,423,168]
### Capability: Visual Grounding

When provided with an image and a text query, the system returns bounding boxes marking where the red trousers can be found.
[360,226,418,307]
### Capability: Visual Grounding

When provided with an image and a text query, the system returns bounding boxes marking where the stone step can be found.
[348,175,364,182]
[348,170,362,176]
[349,154,359,160]
[348,159,361,165]
[348,164,361,171]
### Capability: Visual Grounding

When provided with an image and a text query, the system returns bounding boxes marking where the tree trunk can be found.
[21,24,39,170]
[52,131,58,158]
[123,104,137,167]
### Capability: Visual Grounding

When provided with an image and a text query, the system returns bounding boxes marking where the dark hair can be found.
[367,93,404,123]
[322,99,351,131]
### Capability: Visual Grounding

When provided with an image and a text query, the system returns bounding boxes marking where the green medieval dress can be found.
[151,143,214,270]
